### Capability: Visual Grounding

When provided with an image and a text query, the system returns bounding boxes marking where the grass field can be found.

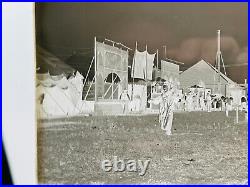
[38,111,247,184]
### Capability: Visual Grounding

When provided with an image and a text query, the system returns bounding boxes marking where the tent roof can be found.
[36,46,74,75]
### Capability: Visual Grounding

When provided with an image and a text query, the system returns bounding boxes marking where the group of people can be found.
[119,89,143,113]
[174,92,248,113]
[175,92,231,112]
[179,92,210,112]
[156,80,248,136]
[118,79,247,135]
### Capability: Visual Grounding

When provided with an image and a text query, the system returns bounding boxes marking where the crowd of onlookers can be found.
[173,92,248,113]
[151,80,248,113]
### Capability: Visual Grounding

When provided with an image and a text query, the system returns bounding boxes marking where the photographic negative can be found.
[36,3,248,184]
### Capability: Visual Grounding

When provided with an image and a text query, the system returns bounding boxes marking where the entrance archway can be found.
[103,73,121,99]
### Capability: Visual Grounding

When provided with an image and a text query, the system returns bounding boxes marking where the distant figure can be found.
[221,96,226,111]
[216,99,222,111]
[206,93,212,112]
[120,90,130,114]
[199,94,205,111]
[186,93,193,112]
[183,94,187,111]
[212,98,217,111]
[120,90,130,100]
[193,94,199,110]
[176,97,182,111]
[156,83,162,93]
[241,97,248,121]
[241,97,247,111]
[133,95,141,112]
[228,97,233,111]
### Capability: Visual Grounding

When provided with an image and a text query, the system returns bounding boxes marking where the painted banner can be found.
[96,42,128,100]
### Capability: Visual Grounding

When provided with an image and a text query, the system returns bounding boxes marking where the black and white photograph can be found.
[34,2,248,184]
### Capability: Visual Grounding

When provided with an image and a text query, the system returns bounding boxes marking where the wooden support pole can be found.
[145,44,148,82]
[236,106,239,124]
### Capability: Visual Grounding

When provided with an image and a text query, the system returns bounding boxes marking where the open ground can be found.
[38,111,247,184]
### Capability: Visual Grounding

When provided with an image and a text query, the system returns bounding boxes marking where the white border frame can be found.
[3,2,37,184]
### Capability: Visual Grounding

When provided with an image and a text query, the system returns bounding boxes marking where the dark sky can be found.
[35,2,248,83]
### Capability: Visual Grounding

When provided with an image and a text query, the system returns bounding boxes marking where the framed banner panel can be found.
[95,41,128,100]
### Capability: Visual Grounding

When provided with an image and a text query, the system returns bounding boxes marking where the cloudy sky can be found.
[36,2,248,83]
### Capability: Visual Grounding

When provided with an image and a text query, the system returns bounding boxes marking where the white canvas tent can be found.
[36,71,84,118]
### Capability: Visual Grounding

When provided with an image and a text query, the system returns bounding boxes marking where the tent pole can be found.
[156,49,159,81]
[132,41,137,100]
[146,44,148,108]
[94,36,97,101]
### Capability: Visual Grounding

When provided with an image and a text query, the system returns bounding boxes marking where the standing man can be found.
[159,91,166,130]
[159,85,168,130]
[160,85,178,135]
